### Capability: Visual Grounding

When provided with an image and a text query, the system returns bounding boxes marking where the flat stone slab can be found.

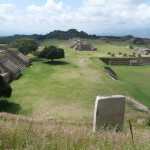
[93,95,125,132]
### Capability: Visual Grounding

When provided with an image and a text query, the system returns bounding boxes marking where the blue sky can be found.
[0,0,82,10]
[0,0,150,37]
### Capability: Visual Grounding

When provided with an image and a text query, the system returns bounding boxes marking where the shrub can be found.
[38,46,65,62]
[0,76,12,99]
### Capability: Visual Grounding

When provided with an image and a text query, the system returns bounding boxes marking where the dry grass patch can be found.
[33,101,93,120]
[0,112,150,150]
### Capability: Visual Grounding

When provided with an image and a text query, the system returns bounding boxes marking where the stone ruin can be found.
[68,38,97,51]
[0,49,30,82]
[103,67,118,80]
[100,56,150,66]
[134,47,150,54]
[93,95,125,132]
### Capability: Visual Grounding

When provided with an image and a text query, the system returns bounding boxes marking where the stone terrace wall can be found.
[100,57,150,66]
[0,50,25,72]
[0,55,21,80]
[0,49,30,82]
[0,72,10,82]
[8,50,30,67]
[142,57,150,65]
[0,55,11,82]
[100,58,136,65]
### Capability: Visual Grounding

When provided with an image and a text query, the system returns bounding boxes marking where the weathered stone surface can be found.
[1,57,21,79]
[0,50,26,72]
[8,50,30,67]
[69,38,97,51]
[0,72,10,82]
[93,95,125,132]
[0,49,30,82]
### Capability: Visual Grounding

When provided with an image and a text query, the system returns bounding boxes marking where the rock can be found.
[93,95,125,132]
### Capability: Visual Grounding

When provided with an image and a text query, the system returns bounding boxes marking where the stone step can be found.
[103,67,118,80]
[8,50,30,66]
[109,61,130,65]
[142,62,150,65]
[0,50,26,72]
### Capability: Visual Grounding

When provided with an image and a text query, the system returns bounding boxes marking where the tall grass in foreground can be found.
[0,113,150,150]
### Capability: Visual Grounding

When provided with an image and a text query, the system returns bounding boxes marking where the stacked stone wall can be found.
[142,57,150,65]
[1,57,21,79]
[8,50,30,67]
[0,72,10,82]
[100,58,136,65]
[0,50,25,71]
[0,49,30,82]
[100,57,150,66]
[69,38,97,51]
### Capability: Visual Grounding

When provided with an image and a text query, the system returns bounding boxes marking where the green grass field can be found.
[1,39,150,150]
[5,40,150,120]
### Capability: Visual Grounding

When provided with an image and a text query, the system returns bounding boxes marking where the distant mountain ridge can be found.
[0,29,150,44]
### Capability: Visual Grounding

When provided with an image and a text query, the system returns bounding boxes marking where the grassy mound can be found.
[0,112,150,150]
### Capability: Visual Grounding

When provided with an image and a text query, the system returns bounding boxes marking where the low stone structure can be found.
[93,95,125,132]
[133,47,150,54]
[142,57,150,65]
[100,57,136,65]
[100,56,150,66]
[0,49,30,82]
[69,38,97,51]
[103,67,118,80]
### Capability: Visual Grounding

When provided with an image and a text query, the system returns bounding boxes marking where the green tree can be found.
[38,46,65,62]
[129,45,133,49]
[0,76,12,99]
[10,38,38,54]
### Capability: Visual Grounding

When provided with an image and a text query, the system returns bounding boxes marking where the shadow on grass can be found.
[44,61,70,65]
[0,100,21,114]
[15,73,23,80]
[31,57,45,62]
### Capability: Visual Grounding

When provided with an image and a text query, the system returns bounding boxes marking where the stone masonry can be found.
[93,95,125,132]
[69,38,97,51]
[0,49,30,82]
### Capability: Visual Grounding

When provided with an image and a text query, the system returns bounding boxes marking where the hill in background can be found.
[1,29,150,45]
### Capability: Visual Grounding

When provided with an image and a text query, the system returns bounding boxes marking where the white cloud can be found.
[136,4,150,19]
[0,4,16,22]
[0,0,150,36]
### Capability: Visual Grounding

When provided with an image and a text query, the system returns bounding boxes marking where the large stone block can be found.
[93,95,125,132]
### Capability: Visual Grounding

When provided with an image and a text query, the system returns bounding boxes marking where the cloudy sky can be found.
[0,0,150,37]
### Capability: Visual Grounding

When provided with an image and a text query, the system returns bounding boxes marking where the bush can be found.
[147,118,150,126]
[38,46,65,62]
[0,76,12,99]
[10,38,38,54]
[129,45,133,49]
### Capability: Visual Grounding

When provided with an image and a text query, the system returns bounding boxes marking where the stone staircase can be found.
[8,50,30,67]
[103,67,119,80]
[0,49,30,82]
[109,61,130,65]
[69,41,77,48]
[0,59,21,79]
[0,50,25,72]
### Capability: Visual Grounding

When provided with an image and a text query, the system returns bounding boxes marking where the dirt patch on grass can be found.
[76,57,101,82]
[33,101,93,120]
[126,96,150,114]
[77,58,89,68]
[60,71,81,79]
